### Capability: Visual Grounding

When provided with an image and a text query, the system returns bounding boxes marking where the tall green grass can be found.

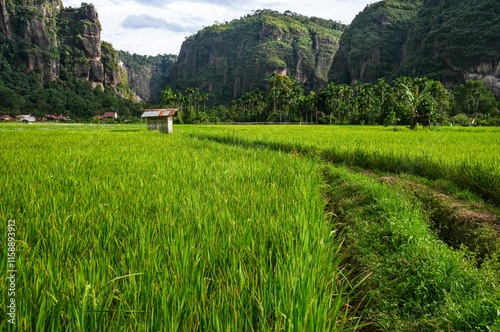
[0,124,358,330]
[184,125,500,205]
[324,166,500,330]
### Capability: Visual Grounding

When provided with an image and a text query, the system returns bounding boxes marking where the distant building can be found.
[44,114,69,122]
[141,109,177,133]
[100,112,118,120]
[16,115,36,123]
[0,115,14,121]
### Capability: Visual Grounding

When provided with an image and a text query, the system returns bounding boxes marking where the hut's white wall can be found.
[167,117,173,133]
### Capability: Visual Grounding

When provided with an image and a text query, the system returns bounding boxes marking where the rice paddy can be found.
[184,124,500,204]
[1,123,499,331]
[0,123,357,331]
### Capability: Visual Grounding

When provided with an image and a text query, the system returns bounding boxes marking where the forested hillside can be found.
[329,0,500,99]
[401,0,500,98]
[167,9,345,105]
[1,0,499,121]
[329,0,423,84]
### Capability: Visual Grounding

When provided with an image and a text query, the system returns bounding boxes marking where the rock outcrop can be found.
[58,3,120,87]
[0,1,122,88]
[0,0,62,79]
[451,61,500,99]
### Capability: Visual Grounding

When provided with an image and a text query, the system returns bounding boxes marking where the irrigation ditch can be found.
[378,175,500,264]
[187,131,500,330]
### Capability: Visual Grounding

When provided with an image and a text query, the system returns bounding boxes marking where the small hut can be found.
[141,109,177,133]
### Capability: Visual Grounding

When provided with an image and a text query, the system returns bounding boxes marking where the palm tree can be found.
[395,77,444,127]
[301,91,317,123]
[354,81,376,124]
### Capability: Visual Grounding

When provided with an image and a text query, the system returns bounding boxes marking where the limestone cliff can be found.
[166,10,345,104]
[59,3,121,88]
[463,62,500,99]
[0,0,62,79]
[0,1,122,89]
[118,51,177,103]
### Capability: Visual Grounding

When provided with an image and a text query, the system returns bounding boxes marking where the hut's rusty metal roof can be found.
[141,109,177,118]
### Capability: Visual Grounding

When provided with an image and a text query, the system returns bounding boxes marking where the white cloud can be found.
[62,0,376,55]
[122,14,197,32]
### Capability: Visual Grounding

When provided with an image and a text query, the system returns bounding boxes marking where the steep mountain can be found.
[0,1,138,118]
[166,9,345,104]
[118,51,177,103]
[329,0,423,85]
[58,4,119,89]
[400,0,500,97]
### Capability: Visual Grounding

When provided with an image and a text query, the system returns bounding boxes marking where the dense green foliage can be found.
[0,124,360,331]
[401,0,500,80]
[163,75,499,126]
[0,73,142,120]
[167,9,345,105]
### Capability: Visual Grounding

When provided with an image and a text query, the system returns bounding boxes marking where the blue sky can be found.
[63,0,375,55]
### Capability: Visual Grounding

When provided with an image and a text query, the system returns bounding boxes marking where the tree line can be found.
[162,75,500,126]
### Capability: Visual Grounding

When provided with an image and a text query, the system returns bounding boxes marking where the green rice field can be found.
[1,123,499,331]
[185,125,500,204]
[0,124,356,331]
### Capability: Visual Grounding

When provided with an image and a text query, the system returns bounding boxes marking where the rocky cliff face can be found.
[59,3,126,89]
[118,51,176,103]
[329,0,423,84]
[0,0,12,40]
[464,62,500,99]
[0,0,122,89]
[167,10,344,104]
[0,0,62,79]
[58,4,108,86]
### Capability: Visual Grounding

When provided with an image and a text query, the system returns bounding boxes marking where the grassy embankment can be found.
[324,167,500,330]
